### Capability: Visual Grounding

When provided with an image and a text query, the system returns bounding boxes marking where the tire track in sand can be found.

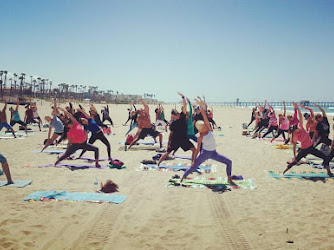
[209,194,251,250]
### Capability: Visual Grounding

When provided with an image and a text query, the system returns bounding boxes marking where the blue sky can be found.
[1,0,333,102]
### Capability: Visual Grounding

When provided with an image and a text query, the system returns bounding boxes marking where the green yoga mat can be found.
[168,177,256,190]
[268,171,334,180]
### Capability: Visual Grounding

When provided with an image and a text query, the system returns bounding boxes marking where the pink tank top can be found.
[67,122,86,143]
[280,117,289,130]
[293,126,312,149]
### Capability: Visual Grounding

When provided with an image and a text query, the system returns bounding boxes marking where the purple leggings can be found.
[183,149,232,179]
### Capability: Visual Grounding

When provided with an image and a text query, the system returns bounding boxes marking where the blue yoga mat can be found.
[0,180,32,187]
[32,149,65,154]
[268,171,334,179]
[24,191,127,204]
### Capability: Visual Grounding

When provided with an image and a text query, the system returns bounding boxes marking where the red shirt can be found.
[293,126,312,149]
[67,122,86,143]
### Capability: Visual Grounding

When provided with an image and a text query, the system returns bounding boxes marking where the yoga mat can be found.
[24,191,127,204]
[173,155,192,160]
[0,180,32,188]
[137,163,216,173]
[38,162,108,170]
[268,171,334,180]
[32,149,65,154]
[167,177,256,190]
[77,156,108,162]
[119,141,167,145]
[0,136,25,139]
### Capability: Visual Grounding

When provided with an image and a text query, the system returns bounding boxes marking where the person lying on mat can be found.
[42,97,64,152]
[0,152,13,185]
[76,108,112,162]
[156,92,196,166]
[54,107,101,168]
[127,98,163,150]
[180,98,233,183]
[282,102,332,176]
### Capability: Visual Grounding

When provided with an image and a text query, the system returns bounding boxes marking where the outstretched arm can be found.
[194,98,211,131]
[90,103,98,113]
[77,108,90,119]
[52,97,58,116]
[282,101,286,117]
[177,92,187,113]
[138,98,149,114]
[292,102,303,127]
[15,99,19,111]
[58,107,78,124]
[312,103,326,117]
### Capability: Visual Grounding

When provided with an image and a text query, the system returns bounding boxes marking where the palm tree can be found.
[33,80,37,97]
[19,73,26,96]
[49,81,53,95]
[3,71,8,94]
[13,73,18,96]
[0,70,3,97]
[9,78,13,96]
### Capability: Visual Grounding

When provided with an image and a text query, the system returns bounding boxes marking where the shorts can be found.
[167,138,194,153]
[0,153,7,163]
[0,123,12,131]
[26,118,38,124]
[55,132,63,136]
[138,127,160,140]
[10,120,27,127]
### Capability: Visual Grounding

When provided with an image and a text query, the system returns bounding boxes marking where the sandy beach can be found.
[0,101,333,250]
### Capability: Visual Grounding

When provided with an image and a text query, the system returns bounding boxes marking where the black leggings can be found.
[10,120,27,127]
[79,131,111,159]
[272,129,287,140]
[103,117,113,126]
[314,136,332,148]
[57,141,99,163]
[57,126,69,144]
[288,146,329,169]
[262,126,278,138]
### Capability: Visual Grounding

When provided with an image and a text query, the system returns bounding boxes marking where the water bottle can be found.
[94,178,99,192]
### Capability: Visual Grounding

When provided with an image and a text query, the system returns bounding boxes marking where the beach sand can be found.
[0,101,333,250]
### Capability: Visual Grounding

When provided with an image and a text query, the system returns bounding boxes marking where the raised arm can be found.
[51,97,59,116]
[15,99,19,111]
[292,102,303,127]
[77,108,90,119]
[90,103,98,113]
[138,98,149,114]
[282,101,286,117]
[58,107,78,124]
[312,103,326,117]
[300,105,314,118]
[194,98,211,131]
[177,92,187,113]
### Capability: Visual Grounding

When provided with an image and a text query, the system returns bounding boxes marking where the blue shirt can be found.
[84,118,101,134]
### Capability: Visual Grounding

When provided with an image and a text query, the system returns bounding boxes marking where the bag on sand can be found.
[100,180,119,193]
[126,134,134,145]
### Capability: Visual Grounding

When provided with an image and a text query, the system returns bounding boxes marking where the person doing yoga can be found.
[156,92,196,166]
[312,103,332,148]
[0,100,16,138]
[42,97,64,152]
[127,98,163,150]
[9,99,28,133]
[77,108,112,162]
[54,107,100,168]
[271,101,289,143]
[282,102,332,176]
[180,98,233,183]
[300,105,317,140]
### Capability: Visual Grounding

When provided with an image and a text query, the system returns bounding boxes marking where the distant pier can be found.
[208,101,334,107]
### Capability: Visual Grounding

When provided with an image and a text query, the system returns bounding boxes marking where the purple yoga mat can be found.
[38,162,108,169]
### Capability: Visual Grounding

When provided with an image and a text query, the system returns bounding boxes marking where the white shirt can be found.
[202,131,216,151]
